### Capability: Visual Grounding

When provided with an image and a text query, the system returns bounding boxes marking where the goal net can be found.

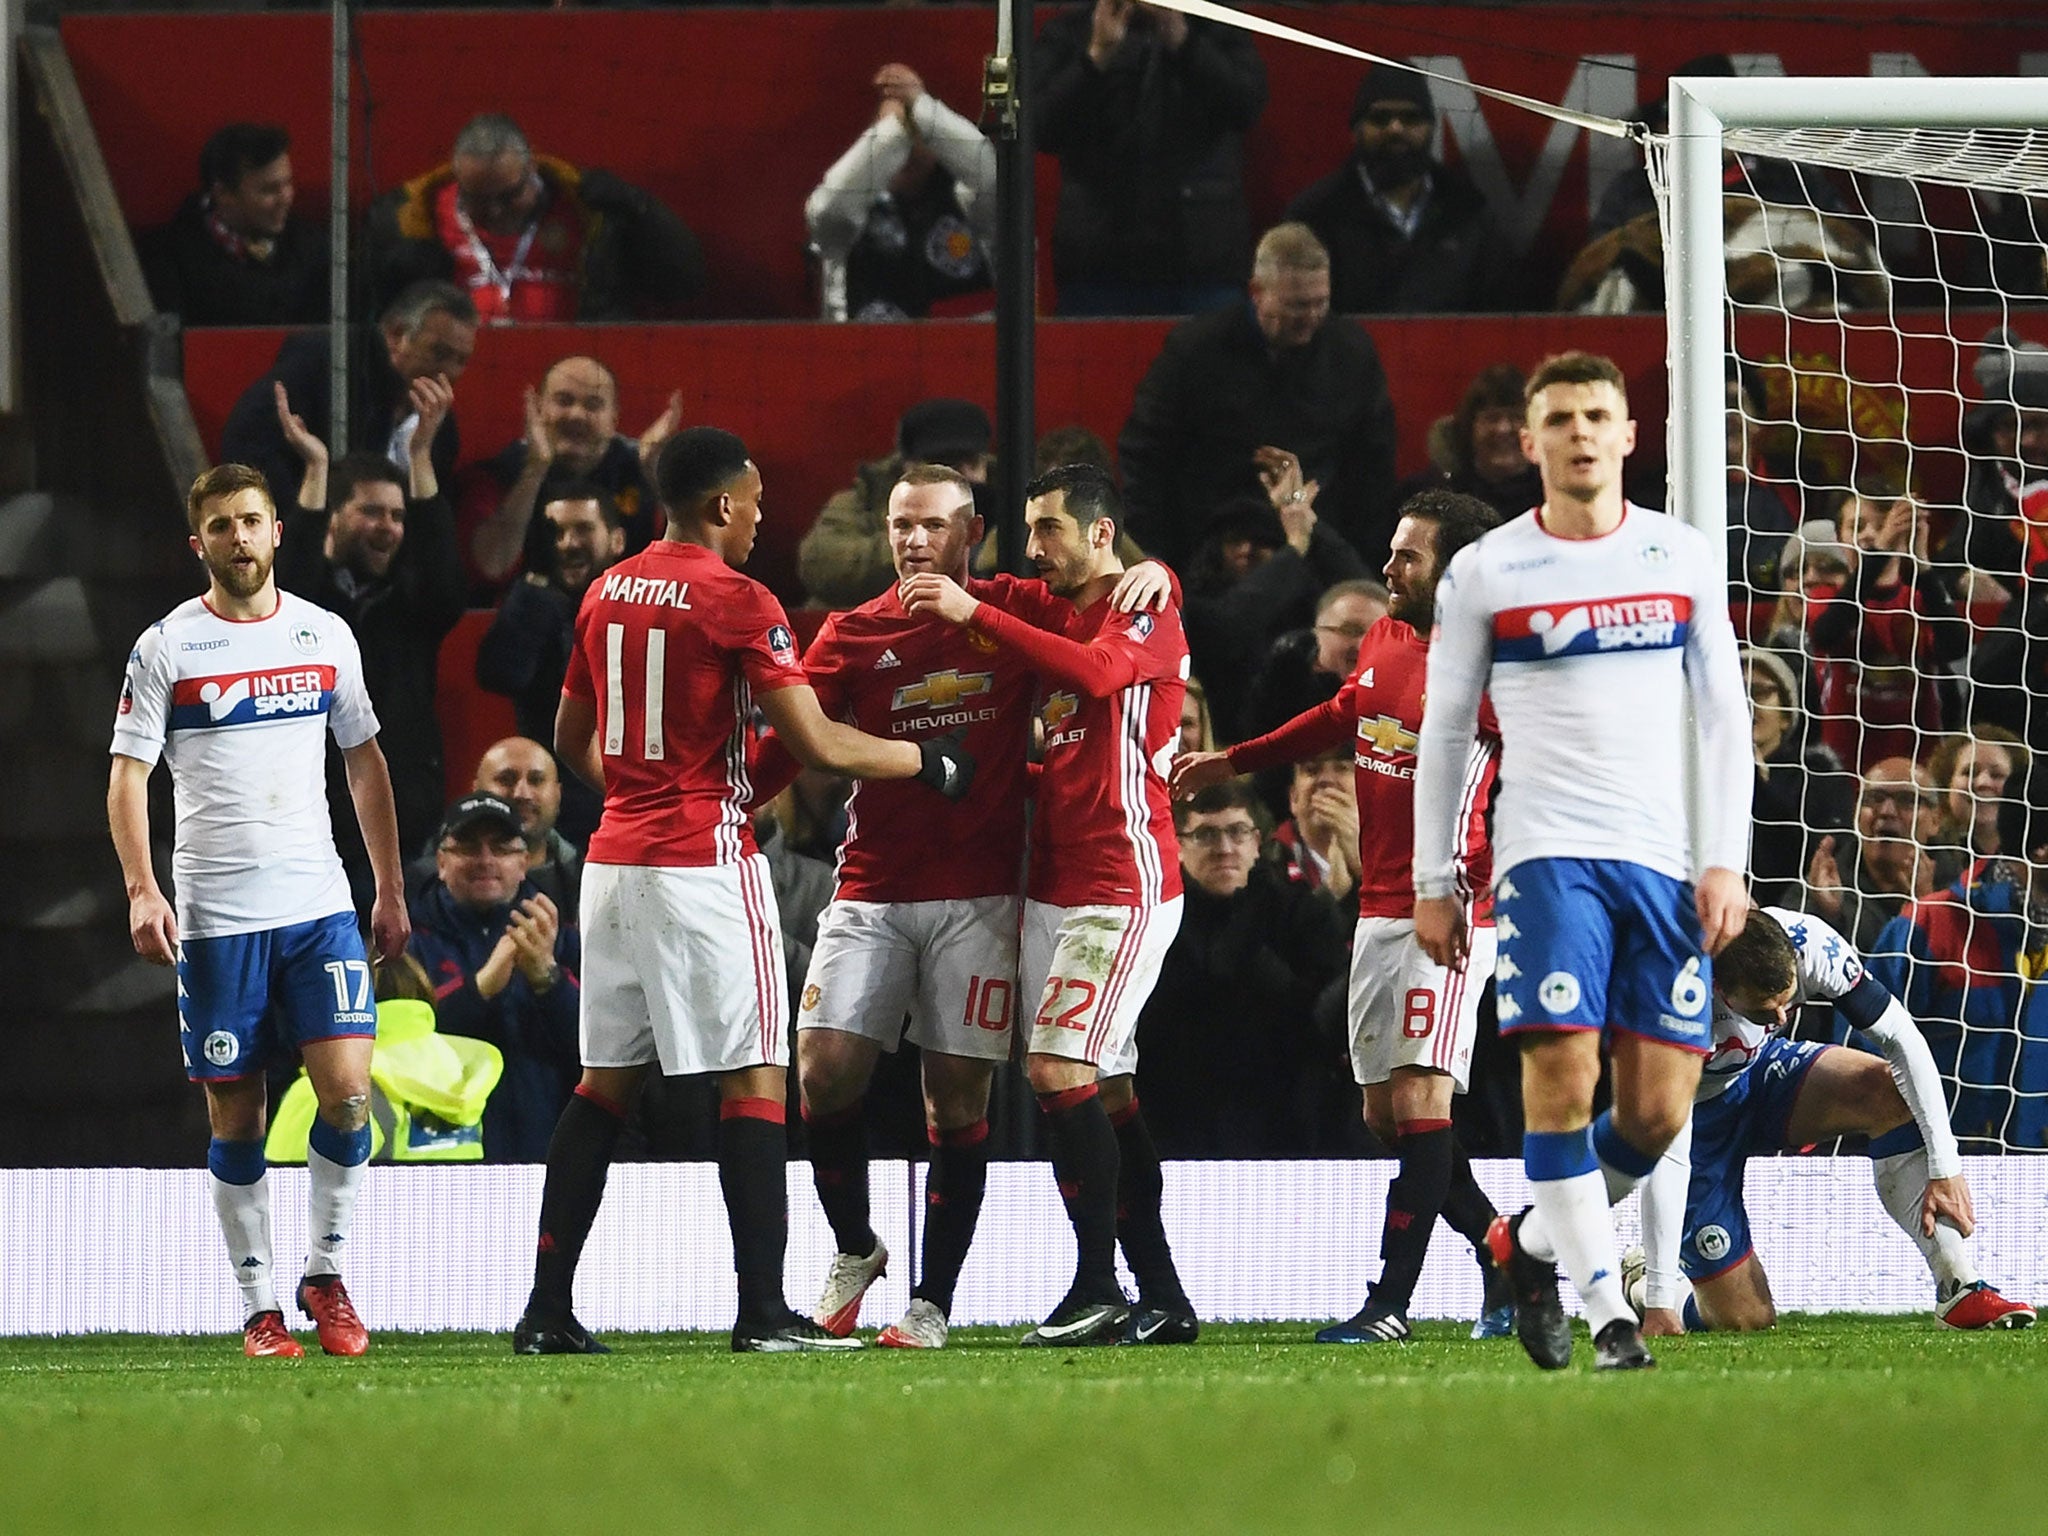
[1652,77,2048,1151]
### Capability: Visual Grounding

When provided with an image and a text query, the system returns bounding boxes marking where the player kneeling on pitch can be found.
[1629,906,2035,1333]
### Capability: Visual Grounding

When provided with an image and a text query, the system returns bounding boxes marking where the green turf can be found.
[2,1317,2040,1535]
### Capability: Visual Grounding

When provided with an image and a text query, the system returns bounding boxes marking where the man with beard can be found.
[1175,490,1513,1343]
[274,377,468,901]
[475,485,627,845]
[1118,223,1398,570]
[1284,64,1508,315]
[109,463,409,1358]
[463,355,678,590]
[905,462,1197,1347]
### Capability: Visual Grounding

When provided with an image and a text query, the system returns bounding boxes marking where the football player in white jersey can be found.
[109,464,409,1359]
[1628,906,2035,1333]
[1413,352,1752,1371]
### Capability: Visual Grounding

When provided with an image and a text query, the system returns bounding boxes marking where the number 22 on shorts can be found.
[1035,976,1098,1032]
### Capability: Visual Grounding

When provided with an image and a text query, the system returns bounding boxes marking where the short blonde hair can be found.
[1252,222,1330,282]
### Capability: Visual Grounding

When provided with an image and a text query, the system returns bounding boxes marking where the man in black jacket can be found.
[474,485,625,846]
[1284,64,1509,315]
[1119,222,1399,571]
[273,381,469,908]
[222,280,478,516]
[1035,0,1266,315]
[138,123,327,326]
[408,792,580,1164]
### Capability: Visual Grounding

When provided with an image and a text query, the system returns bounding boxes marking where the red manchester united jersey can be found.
[798,577,1041,903]
[563,541,808,867]
[969,586,1188,908]
[1232,616,1497,921]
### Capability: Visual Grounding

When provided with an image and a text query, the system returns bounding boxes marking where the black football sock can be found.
[1439,1130,1500,1253]
[1037,1084,1121,1298]
[528,1086,627,1321]
[912,1119,990,1316]
[1110,1100,1190,1313]
[720,1098,792,1329]
[802,1099,877,1258]
[1369,1118,1456,1318]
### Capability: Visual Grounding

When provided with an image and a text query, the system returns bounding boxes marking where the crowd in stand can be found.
[125,11,2048,1159]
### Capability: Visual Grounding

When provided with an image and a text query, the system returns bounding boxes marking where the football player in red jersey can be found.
[1174,490,1508,1344]
[760,464,1174,1348]
[905,463,1198,1347]
[512,428,974,1357]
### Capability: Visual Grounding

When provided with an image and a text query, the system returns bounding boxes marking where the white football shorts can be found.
[795,895,1020,1063]
[1348,915,1496,1091]
[578,857,788,1076]
[1020,897,1183,1077]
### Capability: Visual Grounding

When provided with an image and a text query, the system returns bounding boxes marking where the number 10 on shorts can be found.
[961,975,1013,1032]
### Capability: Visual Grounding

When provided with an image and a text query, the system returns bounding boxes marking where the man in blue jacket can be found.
[408,793,581,1162]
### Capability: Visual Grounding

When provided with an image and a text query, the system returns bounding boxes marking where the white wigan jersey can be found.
[111,593,378,939]
[1413,504,1750,896]
[1699,907,1864,1101]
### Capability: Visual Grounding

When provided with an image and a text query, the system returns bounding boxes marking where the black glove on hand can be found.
[916,728,976,802]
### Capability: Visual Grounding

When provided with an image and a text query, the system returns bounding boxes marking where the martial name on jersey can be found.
[111,594,376,938]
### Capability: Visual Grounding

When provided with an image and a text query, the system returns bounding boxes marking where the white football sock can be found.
[305,1145,367,1280]
[211,1170,278,1320]
[1531,1168,1632,1333]
[1872,1148,1976,1297]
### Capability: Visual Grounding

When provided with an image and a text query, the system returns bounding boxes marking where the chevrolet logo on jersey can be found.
[1041,692,1079,730]
[893,670,993,712]
[1356,714,1418,756]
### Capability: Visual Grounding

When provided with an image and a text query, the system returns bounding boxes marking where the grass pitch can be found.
[3,1316,2040,1535]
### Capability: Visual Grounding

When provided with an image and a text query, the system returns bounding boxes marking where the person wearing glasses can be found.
[407,792,580,1165]
[363,113,704,323]
[1799,756,1941,953]
[1283,63,1510,315]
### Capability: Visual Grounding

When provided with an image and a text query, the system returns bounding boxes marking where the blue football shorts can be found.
[175,910,376,1081]
[1681,1036,1832,1279]
[1491,856,1713,1053]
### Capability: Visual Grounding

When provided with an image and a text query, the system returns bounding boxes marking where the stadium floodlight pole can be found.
[984,0,1034,575]
[327,0,351,455]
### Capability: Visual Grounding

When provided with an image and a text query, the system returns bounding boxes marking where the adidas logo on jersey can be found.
[1360,667,1374,688]
[875,649,902,670]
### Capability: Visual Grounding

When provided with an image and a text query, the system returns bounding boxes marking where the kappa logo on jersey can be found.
[1492,594,1693,662]
[1496,875,1519,902]
[169,666,338,730]
[1497,992,1522,1023]
[767,625,797,666]
[1495,954,1522,982]
[892,670,992,712]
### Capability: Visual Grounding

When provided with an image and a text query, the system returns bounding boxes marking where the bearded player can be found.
[752,463,1168,1349]
[905,462,1197,1346]
[110,464,410,1359]
[1173,490,1513,1343]
[512,428,974,1355]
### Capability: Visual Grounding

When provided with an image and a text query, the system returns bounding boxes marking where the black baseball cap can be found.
[438,792,526,845]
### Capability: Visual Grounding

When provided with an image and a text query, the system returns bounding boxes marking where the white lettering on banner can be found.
[5,1160,2042,1334]
[1421,53,1637,250]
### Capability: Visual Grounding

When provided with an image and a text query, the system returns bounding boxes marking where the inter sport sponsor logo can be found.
[1492,594,1692,662]
[169,666,337,730]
